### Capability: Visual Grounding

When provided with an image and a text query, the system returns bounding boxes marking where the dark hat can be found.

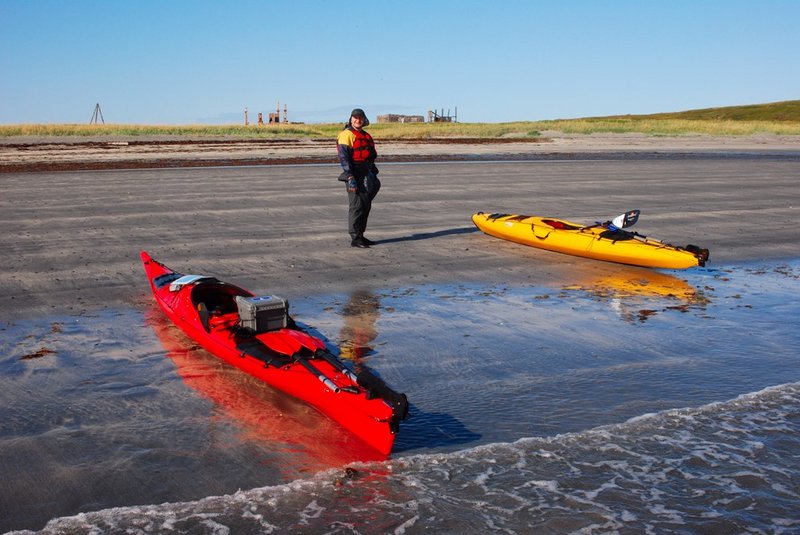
[350,108,370,126]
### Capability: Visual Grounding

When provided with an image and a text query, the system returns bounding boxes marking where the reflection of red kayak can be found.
[141,251,408,457]
[146,309,387,469]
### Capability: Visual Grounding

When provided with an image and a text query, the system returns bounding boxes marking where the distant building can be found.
[428,108,457,122]
[377,114,425,123]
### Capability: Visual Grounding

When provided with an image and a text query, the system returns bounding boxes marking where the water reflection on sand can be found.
[2,260,799,533]
[337,290,381,363]
[562,267,710,323]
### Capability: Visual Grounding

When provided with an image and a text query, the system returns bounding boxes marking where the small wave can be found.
[14,381,800,535]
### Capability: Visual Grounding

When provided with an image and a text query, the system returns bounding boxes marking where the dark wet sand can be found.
[1,143,798,321]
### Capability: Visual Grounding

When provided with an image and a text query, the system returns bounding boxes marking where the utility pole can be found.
[89,103,105,124]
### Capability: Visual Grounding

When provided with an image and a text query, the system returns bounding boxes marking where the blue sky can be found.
[1,1,798,124]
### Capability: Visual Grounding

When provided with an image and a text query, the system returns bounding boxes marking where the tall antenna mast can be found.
[89,103,105,125]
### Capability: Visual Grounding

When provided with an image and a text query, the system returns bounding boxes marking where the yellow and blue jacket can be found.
[337,125,377,177]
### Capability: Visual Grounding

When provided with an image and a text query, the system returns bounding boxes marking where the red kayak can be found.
[141,251,408,457]
[146,308,388,466]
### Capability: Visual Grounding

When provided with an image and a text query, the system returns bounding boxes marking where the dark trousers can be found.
[347,173,381,240]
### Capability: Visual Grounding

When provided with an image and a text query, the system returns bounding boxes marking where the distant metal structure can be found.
[428,107,457,123]
[246,102,289,126]
[89,103,105,125]
[377,114,425,123]
[268,101,289,124]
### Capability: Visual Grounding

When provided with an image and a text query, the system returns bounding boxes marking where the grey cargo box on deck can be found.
[235,295,289,333]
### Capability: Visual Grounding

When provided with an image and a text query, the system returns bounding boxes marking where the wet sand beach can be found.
[0,133,798,320]
[2,134,800,533]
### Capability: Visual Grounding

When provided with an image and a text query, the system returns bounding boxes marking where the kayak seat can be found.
[191,284,244,316]
[192,283,251,333]
[197,302,211,333]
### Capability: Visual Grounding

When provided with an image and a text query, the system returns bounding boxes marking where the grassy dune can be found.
[532,118,800,136]
[601,99,800,122]
[2,100,798,139]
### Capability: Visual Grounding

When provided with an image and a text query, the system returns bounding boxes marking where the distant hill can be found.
[599,100,800,122]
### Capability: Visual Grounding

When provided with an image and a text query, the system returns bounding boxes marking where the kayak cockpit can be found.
[188,279,294,337]
[189,280,250,333]
[541,219,582,231]
[190,281,246,315]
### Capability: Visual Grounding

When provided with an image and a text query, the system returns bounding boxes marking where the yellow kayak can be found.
[472,211,709,269]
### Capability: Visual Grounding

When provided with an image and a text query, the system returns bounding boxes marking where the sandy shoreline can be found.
[2,132,799,172]
[1,134,798,321]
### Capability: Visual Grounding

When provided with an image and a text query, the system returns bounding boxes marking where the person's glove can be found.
[346,176,357,193]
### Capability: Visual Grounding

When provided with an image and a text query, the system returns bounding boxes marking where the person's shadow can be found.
[373,226,478,245]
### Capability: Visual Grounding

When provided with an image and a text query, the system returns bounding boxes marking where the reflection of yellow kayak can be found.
[472,212,709,269]
[563,269,709,323]
[564,270,701,301]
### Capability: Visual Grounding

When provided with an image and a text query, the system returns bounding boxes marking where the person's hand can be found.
[346,176,357,193]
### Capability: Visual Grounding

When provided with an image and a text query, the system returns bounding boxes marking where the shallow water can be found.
[2,259,799,533]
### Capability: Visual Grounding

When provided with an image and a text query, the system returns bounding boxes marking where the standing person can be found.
[337,108,380,248]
